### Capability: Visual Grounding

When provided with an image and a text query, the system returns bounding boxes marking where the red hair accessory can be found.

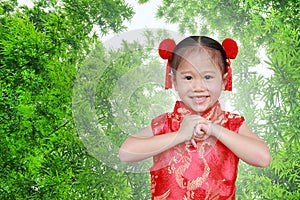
[158,38,176,89]
[222,38,238,91]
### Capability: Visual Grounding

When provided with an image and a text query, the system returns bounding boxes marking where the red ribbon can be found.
[222,38,238,91]
[225,62,232,91]
[158,39,176,89]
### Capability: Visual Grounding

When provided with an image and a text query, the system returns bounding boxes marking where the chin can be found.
[191,105,207,115]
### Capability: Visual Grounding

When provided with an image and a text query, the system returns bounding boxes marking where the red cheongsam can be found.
[150,101,244,200]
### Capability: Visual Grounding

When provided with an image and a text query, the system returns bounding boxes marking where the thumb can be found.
[200,123,212,135]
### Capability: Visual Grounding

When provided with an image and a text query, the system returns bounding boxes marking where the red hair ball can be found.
[158,38,176,60]
[222,38,238,59]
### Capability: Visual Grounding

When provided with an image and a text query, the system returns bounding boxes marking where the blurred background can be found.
[1,0,299,199]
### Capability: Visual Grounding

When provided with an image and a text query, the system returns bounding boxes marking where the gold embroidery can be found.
[205,180,221,200]
[167,163,176,174]
[226,190,235,200]
[153,189,170,200]
[180,107,192,116]
[174,141,212,192]
[150,175,157,194]
[183,190,195,200]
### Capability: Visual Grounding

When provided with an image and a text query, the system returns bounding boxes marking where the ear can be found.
[170,73,177,90]
[222,73,228,90]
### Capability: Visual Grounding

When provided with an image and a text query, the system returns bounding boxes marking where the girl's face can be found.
[172,50,226,115]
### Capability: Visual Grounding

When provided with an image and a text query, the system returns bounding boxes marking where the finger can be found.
[195,123,206,134]
[199,123,212,135]
[198,118,210,126]
[185,140,191,145]
[194,135,206,142]
[191,139,197,148]
[196,123,203,133]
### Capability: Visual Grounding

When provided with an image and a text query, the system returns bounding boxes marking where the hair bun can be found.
[222,38,238,59]
[158,38,176,60]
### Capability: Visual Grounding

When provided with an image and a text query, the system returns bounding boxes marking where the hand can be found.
[190,119,224,147]
[180,117,210,148]
[189,118,211,148]
[176,115,202,144]
[193,122,210,141]
[194,122,223,140]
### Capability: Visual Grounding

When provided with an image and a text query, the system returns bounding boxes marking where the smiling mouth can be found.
[192,96,209,104]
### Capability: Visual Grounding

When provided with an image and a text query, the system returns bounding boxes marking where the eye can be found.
[185,76,192,80]
[204,75,213,80]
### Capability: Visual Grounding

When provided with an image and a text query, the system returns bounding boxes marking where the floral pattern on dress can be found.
[150,101,244,200]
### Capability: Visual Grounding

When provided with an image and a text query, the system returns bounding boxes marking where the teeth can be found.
[194,97,205,100]
[192,96,207,103]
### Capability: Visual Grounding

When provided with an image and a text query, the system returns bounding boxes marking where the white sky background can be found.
[17,0,33,7]
[123,0,178,32]
[101,0,181,46]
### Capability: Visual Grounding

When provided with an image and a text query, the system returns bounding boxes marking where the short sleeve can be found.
[151,113,168,136]
[224,112,245,133]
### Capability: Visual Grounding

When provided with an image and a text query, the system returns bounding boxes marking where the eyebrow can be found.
[179,70,193,74]
[179,70,217,75]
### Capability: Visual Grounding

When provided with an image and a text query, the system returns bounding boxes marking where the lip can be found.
[191,95,209,104]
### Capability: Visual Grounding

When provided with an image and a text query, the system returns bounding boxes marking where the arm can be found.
[209,122,271,168]
[119,115,202,162]
[119,126,180,162]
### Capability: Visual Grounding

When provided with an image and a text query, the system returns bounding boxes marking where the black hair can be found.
[171,36,227,75]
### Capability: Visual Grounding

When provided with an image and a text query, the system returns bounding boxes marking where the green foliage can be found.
[1,0,299,199]
[0,0,18,15]
[0,0,135,199]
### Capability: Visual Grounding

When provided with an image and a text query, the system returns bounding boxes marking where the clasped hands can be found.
[178,115,218,148]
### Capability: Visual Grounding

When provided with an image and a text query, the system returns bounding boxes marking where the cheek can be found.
[175,82,188,92]
[174,80,191,95]
[206,81,224,93]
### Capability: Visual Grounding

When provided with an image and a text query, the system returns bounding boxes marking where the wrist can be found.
[172,131,186,146]
[210,124,223,140]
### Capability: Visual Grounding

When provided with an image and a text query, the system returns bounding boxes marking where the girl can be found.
[119,36,271,199]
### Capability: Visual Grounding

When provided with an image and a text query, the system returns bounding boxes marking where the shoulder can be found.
[151,113,169,136]
[151,109,182,136]
[151,101,185,135]
[223,111,245,133]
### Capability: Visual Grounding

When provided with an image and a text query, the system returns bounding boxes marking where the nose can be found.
[192,77,206,91]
